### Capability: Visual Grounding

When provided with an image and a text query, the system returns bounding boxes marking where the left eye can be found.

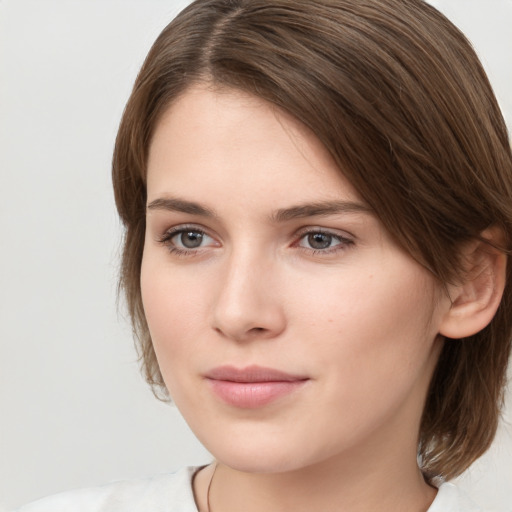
[298,232,345,250]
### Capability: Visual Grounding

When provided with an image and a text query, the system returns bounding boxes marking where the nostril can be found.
[249,327,267,335]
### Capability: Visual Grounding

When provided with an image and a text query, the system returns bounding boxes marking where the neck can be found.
[196,445,437,512]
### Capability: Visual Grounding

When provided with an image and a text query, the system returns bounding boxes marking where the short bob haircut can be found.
[112,0,512,482]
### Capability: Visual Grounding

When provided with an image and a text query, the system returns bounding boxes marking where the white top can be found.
[13,466,483,512]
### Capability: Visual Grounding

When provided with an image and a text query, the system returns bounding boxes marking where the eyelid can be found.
[294,225,355,241]
[157,223,211,239]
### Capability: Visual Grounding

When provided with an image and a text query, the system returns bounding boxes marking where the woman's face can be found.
[141,85,447,473]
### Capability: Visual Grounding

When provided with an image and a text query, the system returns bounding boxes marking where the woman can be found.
[17,0,512,511]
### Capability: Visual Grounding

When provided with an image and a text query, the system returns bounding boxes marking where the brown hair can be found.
[112,0,512,480]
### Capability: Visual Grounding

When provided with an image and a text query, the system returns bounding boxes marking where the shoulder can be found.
[429,482,508,512]
[13,466,201,512]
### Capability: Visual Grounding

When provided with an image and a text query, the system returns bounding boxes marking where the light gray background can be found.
[1,1,511,510]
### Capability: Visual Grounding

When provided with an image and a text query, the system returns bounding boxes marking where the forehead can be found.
[146,84,362,209]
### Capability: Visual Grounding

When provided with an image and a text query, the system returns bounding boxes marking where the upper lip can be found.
[205,365,309,383]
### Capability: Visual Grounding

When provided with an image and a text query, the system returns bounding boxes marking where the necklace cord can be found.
[205,462,218,512]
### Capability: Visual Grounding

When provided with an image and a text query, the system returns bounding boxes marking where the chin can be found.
[215,451,305,474]
[200,431,335,475]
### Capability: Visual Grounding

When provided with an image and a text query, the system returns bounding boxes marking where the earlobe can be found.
[439,228,507,339]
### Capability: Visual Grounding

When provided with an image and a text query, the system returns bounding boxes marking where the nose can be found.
[211,249,286,342]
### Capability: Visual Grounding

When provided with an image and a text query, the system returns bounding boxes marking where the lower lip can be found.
[206,379,308,408]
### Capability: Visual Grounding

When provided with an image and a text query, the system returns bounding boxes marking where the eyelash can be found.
[157,225,354,257]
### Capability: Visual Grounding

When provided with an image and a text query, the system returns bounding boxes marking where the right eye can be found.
[173,230,209,249]
[158,226,218,255]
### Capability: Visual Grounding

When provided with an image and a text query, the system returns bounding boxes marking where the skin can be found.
[141,84,452,512]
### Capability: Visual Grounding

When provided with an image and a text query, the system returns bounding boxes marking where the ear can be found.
[439,227,507,339]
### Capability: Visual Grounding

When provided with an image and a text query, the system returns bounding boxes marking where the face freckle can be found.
[140,84,447,475]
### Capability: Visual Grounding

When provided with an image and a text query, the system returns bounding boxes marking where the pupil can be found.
[181,231,203,248]
[308,233,331,249]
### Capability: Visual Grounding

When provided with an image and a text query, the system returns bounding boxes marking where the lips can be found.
[205,365,309,408]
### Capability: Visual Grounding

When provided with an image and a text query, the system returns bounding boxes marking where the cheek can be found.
[292,259,440,398]
[294,261,437,341]
[140,253,207,372]
[282,268,441,456]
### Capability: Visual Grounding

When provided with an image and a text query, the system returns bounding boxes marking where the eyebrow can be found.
[146,197,216,217]
[270,200,372,222]
[146,196,372,221]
